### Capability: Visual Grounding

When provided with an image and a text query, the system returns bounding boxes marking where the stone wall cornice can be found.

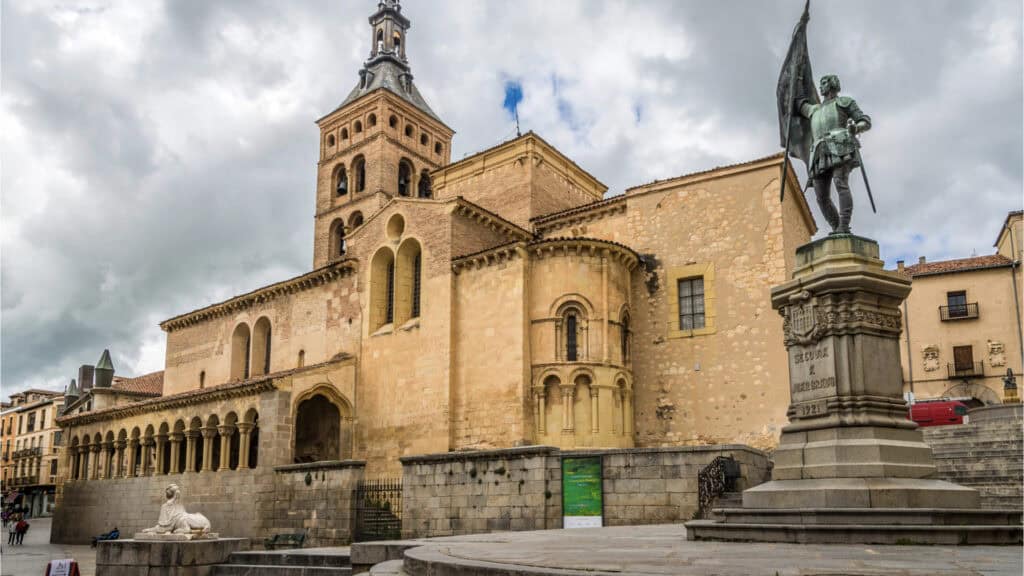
[528,237,640,270]
[451,242,526,275]
[400,445,560,465]
[159,261,357,332]
[56,380,277,428]
[274,460,367,473]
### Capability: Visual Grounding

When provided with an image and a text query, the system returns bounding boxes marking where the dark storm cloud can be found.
[2,0,1020,392]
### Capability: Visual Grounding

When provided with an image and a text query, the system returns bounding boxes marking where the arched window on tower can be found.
[418,170,432,198]
[566,313,578,361]
[376,29,384,54]
[353,156,366,192]
[397,160,413,197]
[231,323,251,380]
[335,165,348,196]
[393,31,402,55]
[253,317,272,376]
[332,220,346,257]
[349,211,364,229]
[370,248,396,330]
[396,239,422,324]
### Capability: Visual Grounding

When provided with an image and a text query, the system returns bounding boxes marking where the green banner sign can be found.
[562,456,603,528]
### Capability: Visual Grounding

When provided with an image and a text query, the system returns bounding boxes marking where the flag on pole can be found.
[777,0,818,171]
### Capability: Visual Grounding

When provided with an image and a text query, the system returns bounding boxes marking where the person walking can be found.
[14,517,28,545]
[7,514,18,545]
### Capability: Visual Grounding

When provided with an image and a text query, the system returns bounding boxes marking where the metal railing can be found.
[12,447,42,459]
[948,361,984,379]
[353,478,403,542]
[697,456,740,519]
[12,475,39,487]
[939,303,979,321]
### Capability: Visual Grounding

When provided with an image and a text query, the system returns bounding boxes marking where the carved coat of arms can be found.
[783,290,825,346]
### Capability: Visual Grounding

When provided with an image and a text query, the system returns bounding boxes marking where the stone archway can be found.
[293,389,352,463]
[941,381,1002,407]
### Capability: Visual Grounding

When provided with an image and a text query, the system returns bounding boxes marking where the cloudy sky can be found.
[2,0,1021,392]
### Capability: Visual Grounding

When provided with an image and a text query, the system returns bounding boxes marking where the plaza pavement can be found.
[1,517,95,576]
[382,524,1024,576]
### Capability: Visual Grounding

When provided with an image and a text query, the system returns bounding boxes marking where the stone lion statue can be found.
[142,483,211,536]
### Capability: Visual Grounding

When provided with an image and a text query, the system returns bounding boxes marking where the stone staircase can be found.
[922,411,1023,511]
[708,491,743,520]
[212,548,353,575]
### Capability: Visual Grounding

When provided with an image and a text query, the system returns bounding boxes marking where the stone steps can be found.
[368,559,408,575]
[212,548,353,575]
[686,519,1023,545]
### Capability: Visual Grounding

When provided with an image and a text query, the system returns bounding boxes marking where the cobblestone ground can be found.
[1,517,96,576]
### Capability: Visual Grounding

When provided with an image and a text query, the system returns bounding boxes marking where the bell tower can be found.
[312,0,454,268]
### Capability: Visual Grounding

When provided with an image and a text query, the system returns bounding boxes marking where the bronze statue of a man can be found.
[798,75,871,234]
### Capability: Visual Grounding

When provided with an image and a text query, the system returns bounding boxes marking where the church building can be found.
[53,0,815,542]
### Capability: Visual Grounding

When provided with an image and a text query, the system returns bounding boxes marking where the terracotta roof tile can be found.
[899,254,1013,277]
[111,371,164,395]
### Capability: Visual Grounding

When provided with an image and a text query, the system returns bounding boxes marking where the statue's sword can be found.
[851,131,877,213]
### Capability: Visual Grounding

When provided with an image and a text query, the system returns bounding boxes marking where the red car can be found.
[909,400,970,427]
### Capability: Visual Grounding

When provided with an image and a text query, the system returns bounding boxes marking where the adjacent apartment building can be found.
[897,210,1023,405]
[0,389,65,516]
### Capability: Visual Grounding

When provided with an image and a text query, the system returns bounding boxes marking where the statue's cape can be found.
[777,0,819,169]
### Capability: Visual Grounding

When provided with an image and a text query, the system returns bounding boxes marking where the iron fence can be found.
[353,477,403,542]
[948,361,984,379]
[697,456,739,519]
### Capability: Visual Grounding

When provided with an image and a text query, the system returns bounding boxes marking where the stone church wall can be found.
[400,445,769,539]
[451,255,532,450]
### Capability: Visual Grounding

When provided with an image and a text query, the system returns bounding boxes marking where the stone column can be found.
[185,431,200,473]
[200,427,217,472]
[623,389,633,436]
[532,389,545,435]
[217,425,234,470]
[169,433,183,474]
[114,440,126,478]
[235,423,253,470]
[155,434,168,475]
[100,442,112,479]
[90,444,102,480]
[590,387,600,434]
[142,438,156,476]
[72,447,83,481]
[127,439,139,478]
[561,386,576,432]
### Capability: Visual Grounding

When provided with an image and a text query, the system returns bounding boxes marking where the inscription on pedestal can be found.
[789,339,837,404]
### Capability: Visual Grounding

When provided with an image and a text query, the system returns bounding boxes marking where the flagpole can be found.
[780,0,810,204]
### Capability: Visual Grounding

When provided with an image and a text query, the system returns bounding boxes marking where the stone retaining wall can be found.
[52,460,364,546]
[269,460,365,546]
[400,445,769,538]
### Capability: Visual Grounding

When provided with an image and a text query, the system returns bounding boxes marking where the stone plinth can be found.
[686,235,1022,544]
[96,537,249,576]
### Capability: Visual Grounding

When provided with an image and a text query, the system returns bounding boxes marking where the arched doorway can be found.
[294,394,342,463]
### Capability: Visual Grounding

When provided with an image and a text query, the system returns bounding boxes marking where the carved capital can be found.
[200,426,218,439]
[217,425,235,437]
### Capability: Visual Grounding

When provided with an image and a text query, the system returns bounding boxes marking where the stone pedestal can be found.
[687,235,1022,544]
[97,537,249,576]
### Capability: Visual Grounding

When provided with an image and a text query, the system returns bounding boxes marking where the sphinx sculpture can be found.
[137,483,216,540]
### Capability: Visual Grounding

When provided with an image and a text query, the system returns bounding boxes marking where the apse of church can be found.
[56,0,817,482]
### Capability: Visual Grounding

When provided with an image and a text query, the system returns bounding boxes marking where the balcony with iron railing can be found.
[12,447,42,460]
[939,303,979,321]
[947,361,984,379]
[12,475,39,487]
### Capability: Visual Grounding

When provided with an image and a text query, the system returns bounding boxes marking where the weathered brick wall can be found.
[268,461,365,546]
[400,445,769,539]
